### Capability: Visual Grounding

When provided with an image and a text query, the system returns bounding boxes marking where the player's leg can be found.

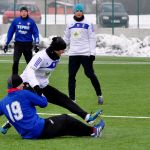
[23,43,33,64]
[12,42,23,74]
[42,85,102,124]
[81,56,104,104]
[68,56,81,101]
[42,85,87,119]
[39,114,105,138]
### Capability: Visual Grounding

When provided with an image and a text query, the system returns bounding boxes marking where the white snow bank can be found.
[1,34,150,57]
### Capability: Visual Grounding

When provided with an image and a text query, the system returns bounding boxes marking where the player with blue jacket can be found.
[0,75,105,139]
[3,6,40,75]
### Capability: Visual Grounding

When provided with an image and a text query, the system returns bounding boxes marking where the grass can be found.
[0,55,150,150]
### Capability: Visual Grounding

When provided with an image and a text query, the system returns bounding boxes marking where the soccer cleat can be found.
[98,96,104,105]
[86,110,103,124]
[0,127,8,134]
[91,119,105,138]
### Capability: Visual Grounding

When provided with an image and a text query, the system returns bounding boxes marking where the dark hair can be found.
[7,75,23,89]
[20,6,28,12]
[50,37,66,51]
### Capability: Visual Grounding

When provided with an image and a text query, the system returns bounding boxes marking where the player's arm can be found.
[0,103,4,116]
[88,23,96,56]
[27,56,43,88]
[6,20,16,45]
[31,21,40,45]
[24,90,48,108]
[63,24,71,45]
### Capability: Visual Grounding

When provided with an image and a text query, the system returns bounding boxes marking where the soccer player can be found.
[63,3,104,104]
[0,37,102,134]
[0,75,105,139]
[3,6,40,75]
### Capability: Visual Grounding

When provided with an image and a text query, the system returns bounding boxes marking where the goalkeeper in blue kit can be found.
[3,6,40,75]
[0,37,104,135]
[0,75,105,139]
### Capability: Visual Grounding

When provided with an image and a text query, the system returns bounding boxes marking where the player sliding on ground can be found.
[0,75,105,139]
[0,37,103,134]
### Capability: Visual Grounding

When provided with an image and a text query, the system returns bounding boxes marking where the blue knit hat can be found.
[73,3,84,13]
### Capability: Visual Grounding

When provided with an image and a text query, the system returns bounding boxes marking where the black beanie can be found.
[7,75,23,89]
[20,6,28,12]
[50,37,66,51]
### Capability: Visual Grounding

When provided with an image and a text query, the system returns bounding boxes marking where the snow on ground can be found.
[1,33,150,57]
[95,34,150,57]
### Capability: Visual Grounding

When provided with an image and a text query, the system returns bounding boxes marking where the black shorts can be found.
[39,115,68,139]
[38,114,92,139]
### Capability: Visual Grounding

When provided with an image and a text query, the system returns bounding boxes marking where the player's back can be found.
[0,90,45,139]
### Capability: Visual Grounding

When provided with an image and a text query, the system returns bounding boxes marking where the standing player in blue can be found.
[3,6,40,75]
[0,75,105,139]
[63,3,104,104]
[1,37,102,134]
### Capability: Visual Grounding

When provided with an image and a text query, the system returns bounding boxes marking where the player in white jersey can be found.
[63,3,104,105]
[0,37,102,134]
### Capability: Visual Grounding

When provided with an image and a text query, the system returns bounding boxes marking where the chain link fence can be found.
[0,0,150,36]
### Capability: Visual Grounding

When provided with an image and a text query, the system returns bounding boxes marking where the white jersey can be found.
[63,17,96,56]
[21,50,60,88]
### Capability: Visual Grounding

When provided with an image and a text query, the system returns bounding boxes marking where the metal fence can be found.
[0,0,150,36]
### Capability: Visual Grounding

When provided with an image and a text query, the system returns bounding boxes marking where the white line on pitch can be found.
[1,60,150,65]
[101,115,150,119]
[37,113,150,119]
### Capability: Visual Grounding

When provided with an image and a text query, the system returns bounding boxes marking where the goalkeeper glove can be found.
[3,44,8,53]
[89,55,95,61]
[34,44,40,53]
[34,85,43,96]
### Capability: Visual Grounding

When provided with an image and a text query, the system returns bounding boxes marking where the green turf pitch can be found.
[0,55,150,150]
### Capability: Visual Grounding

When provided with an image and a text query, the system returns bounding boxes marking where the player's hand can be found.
[89,55,95,61]
[23,82,34,92]
[3,44,8,53]
[34,44,40,53]
[34,85,43,96]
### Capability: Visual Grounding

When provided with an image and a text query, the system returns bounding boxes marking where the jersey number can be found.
[6,101,23,122]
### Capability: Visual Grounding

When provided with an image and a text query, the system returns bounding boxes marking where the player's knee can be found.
[13,60,19,64]
[62,114,71,121]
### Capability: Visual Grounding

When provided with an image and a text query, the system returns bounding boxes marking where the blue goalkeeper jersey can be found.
[0,89,48,139]
[6,16,39,45]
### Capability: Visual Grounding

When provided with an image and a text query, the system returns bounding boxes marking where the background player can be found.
[3,6,40,75]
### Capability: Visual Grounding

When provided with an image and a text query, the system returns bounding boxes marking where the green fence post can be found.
[55,0,57,24]
[96,0,98,24]
[14,0,17,18]
[44,0,47,37]
[137,0,140,28]
[112,0,114,35]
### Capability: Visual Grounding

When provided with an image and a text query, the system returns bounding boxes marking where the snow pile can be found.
[96,34,150,57]
[1,33,150,57]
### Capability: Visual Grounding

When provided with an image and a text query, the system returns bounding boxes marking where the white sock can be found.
[98,95,103,98]
[85,114,90,121]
